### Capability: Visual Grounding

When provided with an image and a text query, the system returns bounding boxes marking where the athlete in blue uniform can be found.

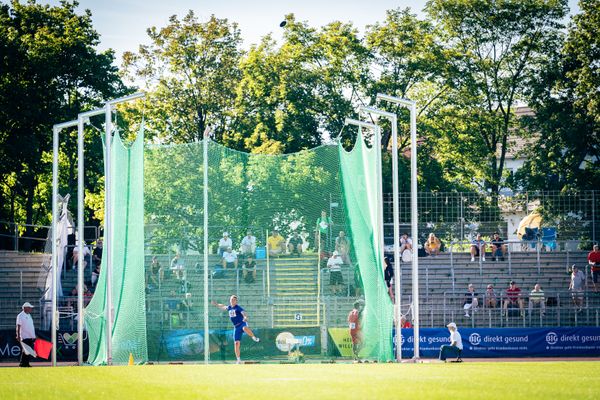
[212,295,260,363]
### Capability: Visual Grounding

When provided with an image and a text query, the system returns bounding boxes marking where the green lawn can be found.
[1,362,598,399]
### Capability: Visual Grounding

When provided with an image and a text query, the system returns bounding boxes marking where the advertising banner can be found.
[147,327,321,362]
[0,329,89,362]
[328,328,354,357]
[395,327,600,358]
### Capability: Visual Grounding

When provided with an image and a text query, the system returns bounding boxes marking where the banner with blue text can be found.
[395,327,600,358]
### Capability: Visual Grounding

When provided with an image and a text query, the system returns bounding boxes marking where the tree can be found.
[364,8,463,192]
[0,0,125,242]
[515,0,600,191]
[426,0,569,196]
[229,14,370,154]
[122,12,244,144]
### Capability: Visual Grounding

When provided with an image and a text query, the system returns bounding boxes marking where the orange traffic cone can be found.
[128,353,134,366]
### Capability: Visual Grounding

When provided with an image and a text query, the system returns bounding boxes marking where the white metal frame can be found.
[51,92,145,366]
[375,93,419,359]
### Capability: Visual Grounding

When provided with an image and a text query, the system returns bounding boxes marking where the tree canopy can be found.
[0,0,598,235]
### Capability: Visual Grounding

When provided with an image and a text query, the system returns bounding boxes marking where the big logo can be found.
[393,334,405,346]
[469,333,481,346]
[546,332,559,345]
[62,332,78,345]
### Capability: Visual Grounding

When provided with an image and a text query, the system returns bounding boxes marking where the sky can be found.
[40,0,581,66]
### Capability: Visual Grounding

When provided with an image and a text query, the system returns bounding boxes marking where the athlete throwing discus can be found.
[212,295,260,364]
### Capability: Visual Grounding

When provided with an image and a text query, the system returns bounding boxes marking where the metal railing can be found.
[0,220,100,252]
[439,290,600,328]
[383,190,599,242]
[414,239,595,283]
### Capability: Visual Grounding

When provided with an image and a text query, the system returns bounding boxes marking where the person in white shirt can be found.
[399,233,413,252]
[400,233,413,262]
[218,232,233,256]
[327,251,345,295]
[439,322,463,362]
[240,230,256,256]
[72,241,91,271]
[16,302,36,367]
[170,252,185,280]
[222,247,238,269]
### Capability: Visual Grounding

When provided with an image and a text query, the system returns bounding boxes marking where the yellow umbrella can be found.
[517,212,542,239]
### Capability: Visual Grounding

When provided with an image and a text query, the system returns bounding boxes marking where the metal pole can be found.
[409,102,420,359]
[203,127,210,365]
[51,120,77,367]
[266,229,271,299]
[104,102,114,366]
[317,235,321,326]
[77,116,85,365]
[376,94,420,359]
[51,126,59,367]
[592,191,596,243]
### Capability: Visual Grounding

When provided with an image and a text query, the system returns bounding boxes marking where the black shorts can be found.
[330,271,343,285]
[592,270,599,283]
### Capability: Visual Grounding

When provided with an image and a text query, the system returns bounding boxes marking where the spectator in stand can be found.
[439,322,463,362]
[267,230,286,257]
[170,253,185,280]
[300,230,310,252]
[569,265,585,313]
[287,231,303,256]
[240,230,257,257]
[463,284,479,318]
[146,256,161,291]
[69,284,93,307]
[222,247,238,270]
[72,241,91,271]
[470,233,487,262]
[528,283,546,317]
[424,233,442,257]
[327,251,344,295]
[92,239,103,267]
[588,244,600,292]
[400,315,412,328]
[242,255,257,284]
[485,284,497,309]
[16,302,36,367]
[502,280,525,317]
[399,232,413,262]
[384,257,394,302]
[316,210,333,251]
[348,301,362,361]
[490,232,507,261]
[335,231,352,264]
[399,233,413,253]
[218,232,233,257]
[91,261,101,288]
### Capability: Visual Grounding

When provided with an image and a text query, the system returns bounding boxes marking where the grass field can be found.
[1,362,599,399]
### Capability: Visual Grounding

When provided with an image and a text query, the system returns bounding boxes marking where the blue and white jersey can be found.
[227,305,245,327]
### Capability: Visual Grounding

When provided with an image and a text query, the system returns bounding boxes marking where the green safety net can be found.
[87,130,391,363]
[339,131,394,362]
[85,128,147,365]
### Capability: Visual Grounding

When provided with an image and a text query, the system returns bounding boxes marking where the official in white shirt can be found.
[16,302,36,367]
[439,322,463,362]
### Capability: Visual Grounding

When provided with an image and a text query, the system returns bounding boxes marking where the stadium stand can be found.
[0,247,597,333]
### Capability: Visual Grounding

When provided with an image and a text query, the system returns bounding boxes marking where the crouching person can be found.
[439,322,463,362]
